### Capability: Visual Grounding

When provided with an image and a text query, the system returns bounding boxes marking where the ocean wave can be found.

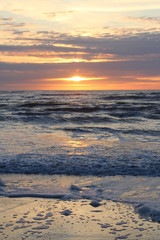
[20,101,66,108]
[0,151,160,176]
[0,90,159,178]
[0,91,159,124]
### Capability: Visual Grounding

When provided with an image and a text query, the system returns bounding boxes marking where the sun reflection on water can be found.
[68,139,89,148]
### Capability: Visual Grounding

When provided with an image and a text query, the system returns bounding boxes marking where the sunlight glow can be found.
[67,76,86,82]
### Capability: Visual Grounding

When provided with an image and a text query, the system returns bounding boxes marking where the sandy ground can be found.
[0,197,160,240]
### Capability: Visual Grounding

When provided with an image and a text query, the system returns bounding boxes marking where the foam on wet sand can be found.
[0,197,160,240]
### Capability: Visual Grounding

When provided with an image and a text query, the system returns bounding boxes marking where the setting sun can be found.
[67,76,85,82]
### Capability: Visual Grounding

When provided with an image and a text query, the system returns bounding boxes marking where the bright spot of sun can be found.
[67,76,85,82]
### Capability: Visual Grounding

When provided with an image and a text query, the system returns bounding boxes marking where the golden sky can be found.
[0,0,160,90]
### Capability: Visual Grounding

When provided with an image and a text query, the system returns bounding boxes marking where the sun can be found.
[67,76,85,82]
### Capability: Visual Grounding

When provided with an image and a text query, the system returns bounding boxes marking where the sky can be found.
[0,0,160,90]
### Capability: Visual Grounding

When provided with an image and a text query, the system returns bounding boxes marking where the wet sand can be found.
[0,197,160,240]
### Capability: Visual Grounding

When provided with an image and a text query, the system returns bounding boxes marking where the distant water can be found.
[0,90,160,176]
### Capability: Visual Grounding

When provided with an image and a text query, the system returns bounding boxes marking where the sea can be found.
[0,90,160,222]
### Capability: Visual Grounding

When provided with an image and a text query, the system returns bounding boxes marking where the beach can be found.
[1,196,160,240]
[1,174,160,239]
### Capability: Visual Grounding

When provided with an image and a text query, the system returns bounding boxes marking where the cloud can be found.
[2,30,160,54]
[45,11,75,18]
[0,16,13,21]
[0,59,160,83]
[0,31,160,65]
[127,16,160,24]
[0,16,26,28]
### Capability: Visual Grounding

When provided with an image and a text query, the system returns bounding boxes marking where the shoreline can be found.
[1,197,160,240]
[1,174,160,224]
[1,174,160,239]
